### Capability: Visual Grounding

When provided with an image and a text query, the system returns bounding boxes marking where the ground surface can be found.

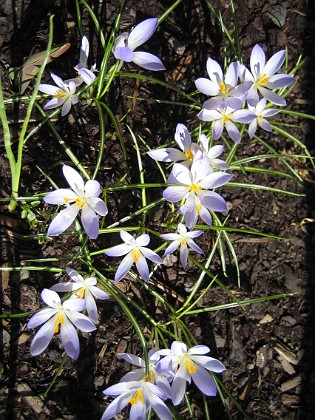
[0,0,315,419]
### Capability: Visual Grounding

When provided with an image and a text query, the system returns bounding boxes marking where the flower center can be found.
[75,197,85,208]
[129,389,145,406]
[180,237,187,246]
[185,359,196,374]
[131,248,141,262]
[219,82,229,95]
[256,74,269,86]
[54,313,64,333]
[185,149,193,161]
[196,202,202,213]
[223,114,231,123]
[145,370,155,383]
[190,184,201,193]
[74,287,85,299]
[55,89,67,98]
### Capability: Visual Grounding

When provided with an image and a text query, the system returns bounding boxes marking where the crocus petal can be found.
[128,18,158,50]
[225,120,241,143]
[206,57,223,84]
[62,165,84,193]
[195,78,220,96]
[38,84,59,95]
[250,44,266,76]
[135,254,150,282]
[189,344,211,355]
[191,355,226,372]
[132,51,165,71]
[66,309,96,332]
[44,188,78,205]
[199,206,213,226]
[258,118,272,132]
[192,365,218,396]
[61,98,73,116]
[41,288,61,307]
[187,239,203,255]
[179,243,188,268]
[129,399,146,420]
[163,186,188,203]
[246,87,260,106]
[90,285,109,300]
[101,393,132,420]
[120,230,135,244]
[161,233,180,241]
[163,240,181,256]
[248,119,257,138]
[232,109,256,123]
[140,247,163,264]
[80,36,89,65]
[44,97,64,110]
[224,62,238,87]
[86,197,108,216]
[84,289,98,323]
[258,86,286,106]
[47,204,80,236]
[118,353,145,367]
[147,148,186,162]
[261,108,279,118]
[264,50,285,76]
[199,172,232,189]
[27,308,57,329]
[30,316,56,356]
[199,190,228,212]
[212,120,224,140]
[63,297,86,313]
[50,73,65,89]
[146,391,172,420]
[267,74,295,89]
[105,243,132,257]
[84,179,101,197]
[60,319,80,360]
[172,365,188,405]
[115,252,134,282]
[114,47,134,62]
[81,204,99,239]
[136,234,150,247]
[79,68,96,86]
[50,282,80,293]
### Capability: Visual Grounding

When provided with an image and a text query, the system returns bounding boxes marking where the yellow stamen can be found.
[185,149,193,161]
[64,197,71,204]
[256,74,269,86]
[219,81,229,95]
[146,370,155,383]
[190,184,201,193]
[180,238,186,246]
[185,360,196,374]
[54,90,67,98]
[129,389,145,406]
[196,202,202,213]
[223,114,231,123]
[75,197,85,208]
[54,313,64,333]
[74,287,85,299]
[131,248,141,263]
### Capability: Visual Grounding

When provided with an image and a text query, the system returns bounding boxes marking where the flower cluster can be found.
[101,341,226,419]
[196,44,294,142]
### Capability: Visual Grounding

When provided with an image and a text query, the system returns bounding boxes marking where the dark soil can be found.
[1,0,315,419]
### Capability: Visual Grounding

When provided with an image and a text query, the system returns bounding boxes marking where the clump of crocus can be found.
[44,165,108,239]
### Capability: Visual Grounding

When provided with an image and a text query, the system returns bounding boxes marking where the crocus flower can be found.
[195,59,252,110]
[238,44,295,106]
[199,134,229,170]
[105,230,163,282]
[148,123,201,167]
[161,223,203,268]
[158,341,226,405]
[118,350,172,394]
[112,17,165,71]
[38,73,78,116]
[50,267,109,323]
[247,98,280,138]
[198,106,256,143]
[27,288,96,360]
[44,165,108,239]
[163,157,232,229]
[101,379,172,420]
[66,36,96,86]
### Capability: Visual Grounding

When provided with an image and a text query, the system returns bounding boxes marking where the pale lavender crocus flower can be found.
[158,341,226,405]
[118,350,172,395]
[44,165,108,240]
[27,288,96,360]
[238,44,295,106]
[148,123,201,167]
[163,157,232,229]
[198,106,256,143]
[38,73,78,116]
[105,230,163,282]
[247,98,280,138]
[101,379,172,420]
[112,18,165,71]
[66,36,96,86]
[195,58,252,110]
[161,223,203,268]
[50,267,109,323]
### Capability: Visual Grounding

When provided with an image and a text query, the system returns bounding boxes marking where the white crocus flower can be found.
[238,44,295,106]
[38,73,78,116]
[105,230,163,282]
[198,106,256,143]
[163,157,232,229]
[50,267,109,323]
[148,123,201,167]
[195,58,252,110]
[66,36,96,86]
[161,223,203,268]
[112,18,165,71]
[44,165,108,240]
[158,341,226,406]
[27,288,96,360]
[118,350,172,395]
[101,379,172,420]
[199,134,229,170]
[247,98,280,138]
